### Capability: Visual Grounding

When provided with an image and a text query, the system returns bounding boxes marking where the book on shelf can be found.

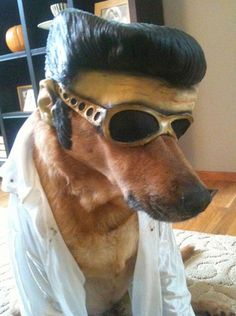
[0,136,6,159]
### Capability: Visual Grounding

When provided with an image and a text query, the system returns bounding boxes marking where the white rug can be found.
[174,229,236,313]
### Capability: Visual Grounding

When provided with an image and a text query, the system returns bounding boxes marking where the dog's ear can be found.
[37,79,56,125]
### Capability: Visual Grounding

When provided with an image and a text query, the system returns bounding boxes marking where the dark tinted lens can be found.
[171,119,191,138]
[109,110,159,142]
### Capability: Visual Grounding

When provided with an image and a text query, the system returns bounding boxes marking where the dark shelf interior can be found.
[32,54,47,85]
[76,0,106,13]
[23,0,55,49]
[0,58,31,113]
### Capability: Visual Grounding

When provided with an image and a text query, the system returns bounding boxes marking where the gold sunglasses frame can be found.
[55,83,193,146]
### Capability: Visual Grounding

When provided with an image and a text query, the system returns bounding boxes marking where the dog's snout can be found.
[182,186,212,215]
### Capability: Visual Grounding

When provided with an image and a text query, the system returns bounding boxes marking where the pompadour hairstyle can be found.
[45,9,207,149]
[45,9,206,88]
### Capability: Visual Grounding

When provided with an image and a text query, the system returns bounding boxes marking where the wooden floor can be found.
[173,172,236,236]
[0,190,8,208]
[0,173,236,236]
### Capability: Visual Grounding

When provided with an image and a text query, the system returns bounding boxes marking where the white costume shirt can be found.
[0,115,195,316]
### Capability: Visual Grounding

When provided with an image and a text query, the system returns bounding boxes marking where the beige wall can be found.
[162,0,236,172]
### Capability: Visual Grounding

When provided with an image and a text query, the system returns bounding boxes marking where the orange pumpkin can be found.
[5,25,25,52]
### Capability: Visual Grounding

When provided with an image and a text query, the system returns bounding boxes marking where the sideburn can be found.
[52,99,72,149]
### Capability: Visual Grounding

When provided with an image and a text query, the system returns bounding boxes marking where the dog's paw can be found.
[192,299,236,316]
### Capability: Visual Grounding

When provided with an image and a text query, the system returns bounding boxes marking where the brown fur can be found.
[33,112,138,313]
[32,106,209,314]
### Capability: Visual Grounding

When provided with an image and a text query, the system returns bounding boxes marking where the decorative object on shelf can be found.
[38,2,68,30]
[5,25,25,52]
[0,137,7,160]
[50,2,68,17]
[95,0,130,23]
[17,85,37,112]
[37,20,54,30]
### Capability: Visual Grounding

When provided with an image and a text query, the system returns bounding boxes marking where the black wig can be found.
[45,9,206,88]
[45,9,206,149]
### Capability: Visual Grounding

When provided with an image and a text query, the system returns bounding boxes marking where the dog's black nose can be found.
[182,186,212,215]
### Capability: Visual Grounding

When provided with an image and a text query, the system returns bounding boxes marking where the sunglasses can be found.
[56,83,193,146]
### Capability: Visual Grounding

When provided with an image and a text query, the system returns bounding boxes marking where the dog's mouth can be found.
[126,191,212,222]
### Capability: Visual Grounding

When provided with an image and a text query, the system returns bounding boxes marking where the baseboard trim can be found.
[197,171,236,182]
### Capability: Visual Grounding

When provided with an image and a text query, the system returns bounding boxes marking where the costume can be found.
[0,115,194,315]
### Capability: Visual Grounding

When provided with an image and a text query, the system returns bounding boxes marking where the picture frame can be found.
[95,0,130,23]
[17,85,37,112]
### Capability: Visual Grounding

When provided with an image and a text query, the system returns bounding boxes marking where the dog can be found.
[33,72,211,314]
[3,9,228,316]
